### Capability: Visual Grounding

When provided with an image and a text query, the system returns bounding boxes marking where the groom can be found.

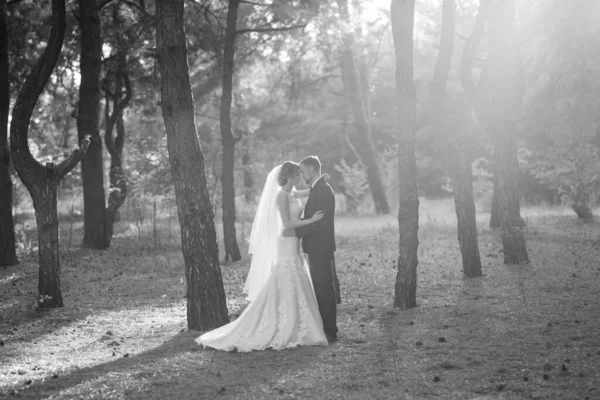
[283,156,339,342]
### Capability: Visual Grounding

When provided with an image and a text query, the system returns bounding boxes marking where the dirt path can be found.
[1,210,599,399]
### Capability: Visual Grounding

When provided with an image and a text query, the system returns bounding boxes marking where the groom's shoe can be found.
[326,334,338,343]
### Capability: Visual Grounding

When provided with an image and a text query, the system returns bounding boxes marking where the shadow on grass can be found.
[3,328,326,399]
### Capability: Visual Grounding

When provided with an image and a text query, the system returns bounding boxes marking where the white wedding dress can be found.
[195,193,328,352]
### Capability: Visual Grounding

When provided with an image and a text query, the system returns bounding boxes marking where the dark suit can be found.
[296,177,338,338]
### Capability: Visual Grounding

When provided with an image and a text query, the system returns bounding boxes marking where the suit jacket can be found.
[296,176,336,254]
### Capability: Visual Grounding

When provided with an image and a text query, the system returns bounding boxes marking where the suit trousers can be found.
[307,251,338,337]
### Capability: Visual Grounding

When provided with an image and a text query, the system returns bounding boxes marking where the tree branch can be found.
[56,135,90,180]
[9,0,66,184]
[239,0,269,6]
[99,0,117,10]
[236,23,306,36]
[299,74,341,88]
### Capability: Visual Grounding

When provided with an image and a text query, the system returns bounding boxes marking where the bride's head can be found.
[278,161,300,188]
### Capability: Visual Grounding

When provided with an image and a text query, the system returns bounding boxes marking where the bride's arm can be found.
[276,192,323,229]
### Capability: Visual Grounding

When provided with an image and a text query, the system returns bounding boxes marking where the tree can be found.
[78,0,109,249]
[430,0,481,278]
[219,0,242,262]
[391,0,419,310]
[10,0,89,308]
[155,0,229,330]
[461,0,529,264]
[520,0,600,222]
[104,2,132,239]
[337,0,390,215]
[489,170,500,228]
[0,0,17,267]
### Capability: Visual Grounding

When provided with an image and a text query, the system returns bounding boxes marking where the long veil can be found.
[243,165,283,302]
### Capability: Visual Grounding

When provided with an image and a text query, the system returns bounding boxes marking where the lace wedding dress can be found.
[195,193,328,352]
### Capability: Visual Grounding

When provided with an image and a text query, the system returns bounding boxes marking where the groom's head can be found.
[299,156,321,185]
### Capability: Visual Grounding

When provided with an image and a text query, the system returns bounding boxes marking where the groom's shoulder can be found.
[318,180,335,196]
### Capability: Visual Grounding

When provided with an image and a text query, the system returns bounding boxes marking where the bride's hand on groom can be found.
[309,211,324,223]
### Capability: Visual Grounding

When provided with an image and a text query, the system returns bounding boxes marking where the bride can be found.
[195,162,328,352]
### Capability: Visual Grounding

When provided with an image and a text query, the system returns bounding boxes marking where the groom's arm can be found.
[295,186,334,238]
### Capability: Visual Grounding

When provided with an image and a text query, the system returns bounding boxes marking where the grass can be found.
[1,199,600,399]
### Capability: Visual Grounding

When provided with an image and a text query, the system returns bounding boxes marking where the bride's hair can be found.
[278,161,299,187]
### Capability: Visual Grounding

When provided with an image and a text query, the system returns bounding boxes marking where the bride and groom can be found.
[195,156,339,352]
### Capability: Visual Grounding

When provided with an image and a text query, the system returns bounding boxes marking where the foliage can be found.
[5,0,600,217]
[522,141,600,205]
[334,159,369,213]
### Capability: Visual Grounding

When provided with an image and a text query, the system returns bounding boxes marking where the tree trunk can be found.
[78,0,108,249]
[105,4,131,240]
[33,169,63,307]
[391,0,419,310]
[155,0,229,330]
[0,0,18,267]
[338,0,390,215]
[430,0,481,278]
[486,0,528,264]
[219,0,242,262]
[489,169,501,228]
[10,0,89,308]
[242,149,254,203]
[572,184,592,221]
[450,156,482,276]
[461,0,528,264]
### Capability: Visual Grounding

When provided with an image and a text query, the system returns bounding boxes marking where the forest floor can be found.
[1,199,600,400]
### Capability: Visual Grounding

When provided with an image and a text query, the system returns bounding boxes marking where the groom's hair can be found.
[299,156,321,173]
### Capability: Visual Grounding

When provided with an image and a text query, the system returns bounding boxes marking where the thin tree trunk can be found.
[242,149,254,203]
[489,168,501,228]
[430,0,481,278]
[105,4,131,240]
[10,0,89,308]
[338,0,390,215]
[78,0,108,249]
[486,0,528,264]
[461,0,528,264]
[219,0,242,262]
[391,0,419,310]
[451,155,482,276]
[155,0,229,330]
[0,0,18,267]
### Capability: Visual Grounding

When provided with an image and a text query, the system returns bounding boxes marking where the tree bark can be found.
[242,149,254,203]
[10,0,89,308]
[571,184,592,221]
[391,0,419,310]
[0,0,18,267]
[489,168,501,228]
[219,0,242,262]
[105,4,132,240]
[461,0,528,264]
[338,0,390,215]
[430,0,481,278]
[78,0,109,249]
[155,0,229,330]
[486,0,528,264]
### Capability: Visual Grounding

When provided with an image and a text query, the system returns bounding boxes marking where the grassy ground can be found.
[1,199,599,399]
